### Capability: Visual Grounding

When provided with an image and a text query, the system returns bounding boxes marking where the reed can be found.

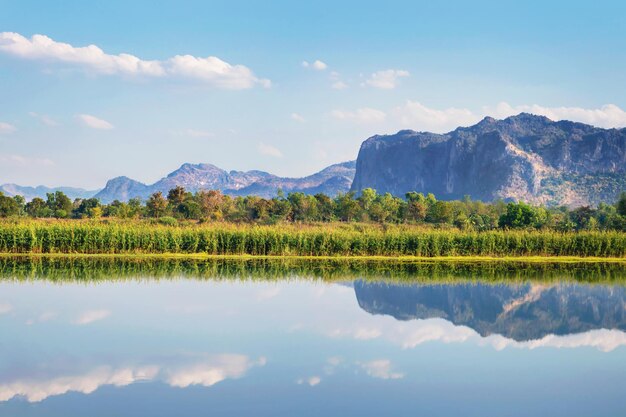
[0,220,625,258]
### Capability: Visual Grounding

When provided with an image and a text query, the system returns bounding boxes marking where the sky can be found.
[1,0,626,189]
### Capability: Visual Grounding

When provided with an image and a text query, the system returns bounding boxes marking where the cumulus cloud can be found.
[391,100,478,132]
[28,112,60,127]
[291,113,306,123]
[359,360,404,380]
[336,101,626,133]
[302,60,327,70]
[0,32,269,89]
[77,114,114,130]
[483,102,626,129]
[331,108,387,124]
[364,69,409,89]
[331,81,348,90]
[0,122,16,134]
[73,309,111,325]
[257,142,283,158]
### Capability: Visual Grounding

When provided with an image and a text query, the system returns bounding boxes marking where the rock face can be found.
[0,184,99,201]
[351,113,626,206]
[94,161,356,203]
[354,281,626,341]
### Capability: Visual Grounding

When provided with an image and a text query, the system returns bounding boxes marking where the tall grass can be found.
[0,220,625,257]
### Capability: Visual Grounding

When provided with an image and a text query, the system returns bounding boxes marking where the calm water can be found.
[0,259,625,416]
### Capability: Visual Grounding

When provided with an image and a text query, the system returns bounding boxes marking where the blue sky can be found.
[1,0,625,188]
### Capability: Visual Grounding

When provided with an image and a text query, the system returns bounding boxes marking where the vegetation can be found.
[0,221,624,257]
[1,255,625,284]
[0,188,625,258]
[1,187,626,232]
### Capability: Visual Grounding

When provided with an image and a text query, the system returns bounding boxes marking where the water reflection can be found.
[0,258,625,417]
[354,281,626,341]
[0,354,265,402]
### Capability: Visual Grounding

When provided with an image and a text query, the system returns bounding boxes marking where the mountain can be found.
[94,161,356,203]
[0,184,99,201]
[354,281,626,341]
[351,113,626,206]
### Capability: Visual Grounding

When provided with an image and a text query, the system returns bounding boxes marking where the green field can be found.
[1,220,625,258]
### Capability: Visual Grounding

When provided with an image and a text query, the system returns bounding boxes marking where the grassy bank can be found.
[1,255,625,284]
[0,220,625,258]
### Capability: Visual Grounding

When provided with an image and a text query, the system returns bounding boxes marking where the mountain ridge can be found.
[351,113,626,206]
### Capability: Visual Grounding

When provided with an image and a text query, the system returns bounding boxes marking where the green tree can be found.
[0,193,19,217]
[146,192,168,218]
[46,191,72,218]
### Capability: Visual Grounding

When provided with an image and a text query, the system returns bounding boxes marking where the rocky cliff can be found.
[351,113,626,206]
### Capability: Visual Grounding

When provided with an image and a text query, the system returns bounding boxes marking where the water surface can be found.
[0,258,625,416]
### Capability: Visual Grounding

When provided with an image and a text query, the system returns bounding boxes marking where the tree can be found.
[358,188,377,211]
[146,192,168,218]
[167,186,186,207]
[617,192,626,216]
[73,198,101,218]
[46,191,72,218]
[197,190,224,220]
[25,197,48,217]
[498,202,541,229]
[427,201,453,224]
[335,192,360,222]
[0,193,19,217]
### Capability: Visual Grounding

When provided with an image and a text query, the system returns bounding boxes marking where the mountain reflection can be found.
[354,282,626,341]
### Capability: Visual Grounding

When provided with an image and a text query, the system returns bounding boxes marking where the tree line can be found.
[1,186,625,231]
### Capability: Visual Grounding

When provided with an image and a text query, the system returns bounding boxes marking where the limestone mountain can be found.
[94,161,356,203]
[351,113,626,206]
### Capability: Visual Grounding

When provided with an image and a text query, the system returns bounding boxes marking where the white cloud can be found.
[291,113,306,123]
[0,303,12,314]
[336,101,626,133]
[359,360,404,380]
[0,353,265,403]
[28,112,60,127]
[329,326,382,340]
[302,59,327,70]
[0,122,16,134]
[73,309,111,325]
[77,114,114,130]
[391,100,478,132]
[364,69,409,89]
[0,365,159,403]
[296,376,321,386]
[484,102,626,129]
[165,354,259,388]
[0,32,269,89]
[331,81,348,90]
[331,108,387,124]
[167,55,270,89]
[257,142,283,158]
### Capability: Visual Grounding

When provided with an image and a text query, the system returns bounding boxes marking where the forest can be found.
[0,186,626,232]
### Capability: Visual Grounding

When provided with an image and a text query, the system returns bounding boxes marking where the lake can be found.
[0,258,625,416]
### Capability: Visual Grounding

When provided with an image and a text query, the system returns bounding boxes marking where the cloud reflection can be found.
[0,354,265,403]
